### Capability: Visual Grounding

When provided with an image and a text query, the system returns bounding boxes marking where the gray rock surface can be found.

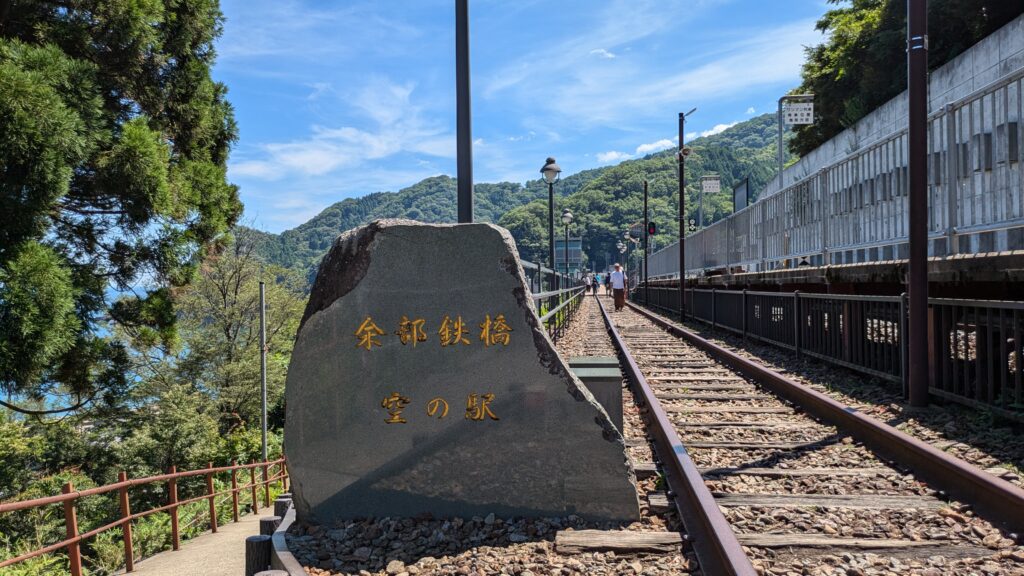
[285,220,639,523]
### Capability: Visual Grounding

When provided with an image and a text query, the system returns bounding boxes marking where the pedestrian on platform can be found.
[593,273,601,296]
[584,273,593,294]
[611,263,627,311]
[604,273,612,296]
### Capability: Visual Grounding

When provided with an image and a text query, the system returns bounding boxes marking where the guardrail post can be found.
[250,462,259,513]
[206,462,218,533]
[900,292,909,398]
[62,482,83,576]
[711,288,717,331]
[231,461,240,523]
[742,289,748,339]
[168,466,180,550]
[794,291,802,358]
[117,471,135,572]
[262,463,271,508]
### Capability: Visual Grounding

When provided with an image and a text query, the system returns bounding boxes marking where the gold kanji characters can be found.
[465,393,499,421]
[479,314,512,346]
[438,315,471,346]
[355,316,385,350]
[381,392,411,424]
[426,397,449,419]
[395,316,428,346]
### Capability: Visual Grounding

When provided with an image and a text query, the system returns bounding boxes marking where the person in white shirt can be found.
[584,274,592,291]
[610,263,627,311]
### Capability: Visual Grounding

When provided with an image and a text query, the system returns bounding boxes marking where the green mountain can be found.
[249,113,783,275]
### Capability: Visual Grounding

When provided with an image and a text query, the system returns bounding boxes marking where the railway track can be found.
[591,296,1024,575]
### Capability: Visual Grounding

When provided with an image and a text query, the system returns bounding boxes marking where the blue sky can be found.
[214,0,830,233]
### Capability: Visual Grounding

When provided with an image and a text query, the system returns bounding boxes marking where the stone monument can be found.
[284,220,639,523]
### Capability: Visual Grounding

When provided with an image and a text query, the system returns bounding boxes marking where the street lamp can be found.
[561,208,573,280]
[540,157,561,290]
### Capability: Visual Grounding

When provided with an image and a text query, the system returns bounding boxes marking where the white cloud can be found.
[590,48,617,59]
[699,122,739,137]
[228,77,453,181]
[746,106,756,114]
[635,138,675,155]
[486,17,823,127]
[596,151,633,163]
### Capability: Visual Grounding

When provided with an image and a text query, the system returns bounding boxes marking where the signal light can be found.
[647,222,657,236]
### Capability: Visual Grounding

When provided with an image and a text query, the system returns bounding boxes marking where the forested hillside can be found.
[253,113,783,275]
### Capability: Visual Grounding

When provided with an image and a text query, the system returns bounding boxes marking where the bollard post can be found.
[255,571,289,576]
[711,288,717,331]
[168,466,180,550]
[62,482,83,576]
[231,461,240,523]
[260,515,282,535]
[117,471,135,572]
[250,463,259,513]
[205,462,218,533]
[244,534,272,576]
[274,496,291,518]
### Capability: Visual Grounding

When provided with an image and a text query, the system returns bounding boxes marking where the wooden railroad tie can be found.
[555,530,685,554]
[700,467,898,478]
[662,406,793,414]
[712,493,945,510]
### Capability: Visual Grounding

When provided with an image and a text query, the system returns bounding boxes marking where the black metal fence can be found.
[636,283,1024,419]
[521,260,584,342]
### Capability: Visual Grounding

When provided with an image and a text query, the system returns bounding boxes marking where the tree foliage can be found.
[0,0,242,413]
[791,0,1024,155]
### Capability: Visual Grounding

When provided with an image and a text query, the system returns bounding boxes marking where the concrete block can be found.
[284,220,639,524]
[570,367,624,433]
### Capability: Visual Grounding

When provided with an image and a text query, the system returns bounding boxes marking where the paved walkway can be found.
[125,512,260,576]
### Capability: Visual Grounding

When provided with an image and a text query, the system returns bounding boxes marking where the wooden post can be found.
[273,497,290,518]
[259,516,281,535]
[230,461,240,523]
[250,463,259,513]
[168,466,180,550]
[117,471,135,572]
[244,534,272,576]
[62,482,83,576]
[281,462,288,493]
[205,462,218,533]
[255,571,289,576]
[262,463,270,508]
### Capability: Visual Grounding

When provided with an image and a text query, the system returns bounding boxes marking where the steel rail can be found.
[595,296,757,575]
[626,300,1024,533]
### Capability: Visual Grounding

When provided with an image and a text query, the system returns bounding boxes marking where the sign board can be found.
[285,221,639,523]
[784,102,815,125]
[733,178,750,212]
[701,175,721,194]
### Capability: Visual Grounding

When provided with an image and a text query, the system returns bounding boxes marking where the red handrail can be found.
[0,458,287,574]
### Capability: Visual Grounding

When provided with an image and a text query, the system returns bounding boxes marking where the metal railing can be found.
[521,260,586,341]
[635,284,1024,419]
[648,65,1024,278]
[0,459,287,575]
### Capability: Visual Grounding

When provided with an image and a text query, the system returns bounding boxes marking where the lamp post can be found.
[561,209,573,280]
[455,0,473,222]
[907,0,929,406]
[541,157,561,290]
[678,108,696,322]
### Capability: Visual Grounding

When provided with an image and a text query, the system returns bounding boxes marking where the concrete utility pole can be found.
[643,180,649,306]
[259,281,268,461]
[455,0,473,223]
[907,0,929,406]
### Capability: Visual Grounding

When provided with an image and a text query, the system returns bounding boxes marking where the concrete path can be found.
[126,512,261,576]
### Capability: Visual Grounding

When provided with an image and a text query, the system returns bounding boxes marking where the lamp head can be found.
[561,208,573,225]
[540,157,562,184]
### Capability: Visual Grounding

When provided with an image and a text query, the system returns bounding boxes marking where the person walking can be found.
[584,273,592,294]
[592,273,601,296]
[610,263,627,311]
[604,273,612,296]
